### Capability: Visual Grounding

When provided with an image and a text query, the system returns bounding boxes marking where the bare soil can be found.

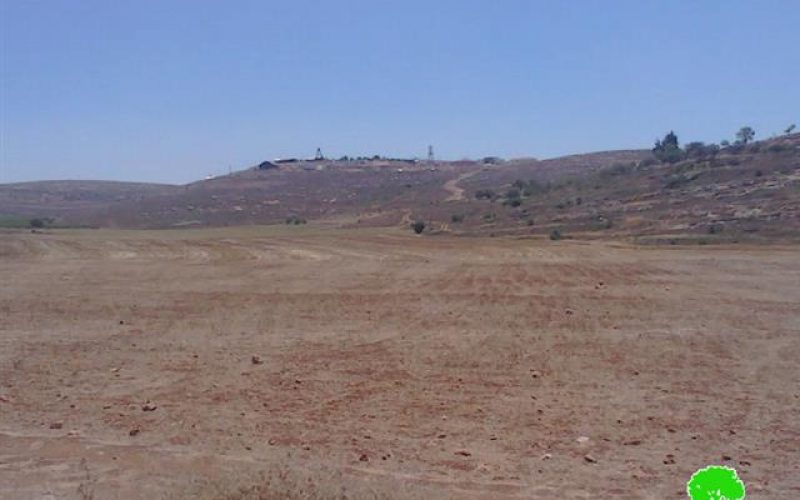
[1,226,798,498]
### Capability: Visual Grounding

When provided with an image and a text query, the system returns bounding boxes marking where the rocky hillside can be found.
[2,135,798,242]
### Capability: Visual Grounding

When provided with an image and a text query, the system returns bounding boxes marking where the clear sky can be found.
[1,1,798,184]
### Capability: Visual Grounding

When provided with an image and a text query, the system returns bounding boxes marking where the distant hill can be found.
[2,135,798,242]
[0,180,178,225]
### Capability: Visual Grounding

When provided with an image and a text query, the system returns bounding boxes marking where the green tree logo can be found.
[687,465,745,500]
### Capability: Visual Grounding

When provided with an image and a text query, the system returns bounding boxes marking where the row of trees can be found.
[653,126,762,164]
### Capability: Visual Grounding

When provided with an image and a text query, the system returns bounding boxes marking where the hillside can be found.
[0,180,178,225]
[1,135,798,241]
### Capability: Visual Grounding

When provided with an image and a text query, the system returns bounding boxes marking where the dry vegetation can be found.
[1,226,798,498]
[2,135,798,242]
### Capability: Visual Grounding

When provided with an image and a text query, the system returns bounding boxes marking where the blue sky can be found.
[1,0,797,184]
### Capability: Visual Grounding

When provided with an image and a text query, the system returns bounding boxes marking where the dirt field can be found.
[1,226,798,499]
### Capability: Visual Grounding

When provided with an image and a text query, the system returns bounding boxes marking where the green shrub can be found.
[474,189,496,200]
[685,142,720,159]
[285,215,307,225]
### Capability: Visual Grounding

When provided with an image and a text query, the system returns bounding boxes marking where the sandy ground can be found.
[1,226,798,499]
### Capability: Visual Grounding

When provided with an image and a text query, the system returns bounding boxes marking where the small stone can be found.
[119,320,125,325]
[565,309,575,315]
[623,439,642,446]
[437,434,446,439]
[359,453,369,462]
[49,422,63,429]
[142,401,157,412]
[251,355,263,365]
[455,449,472,457]
[584,454,597,463]
[268,438,277,445]
[541,453,552,460]
[576,436,590,444]
[129,428,140,436]
[722,454,732,461]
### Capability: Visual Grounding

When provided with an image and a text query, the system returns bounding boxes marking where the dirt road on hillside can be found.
[443,171,479,202]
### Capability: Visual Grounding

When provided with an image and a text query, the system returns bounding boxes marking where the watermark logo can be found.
[687,465,745,500]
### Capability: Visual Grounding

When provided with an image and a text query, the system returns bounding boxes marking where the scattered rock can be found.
[142,401,157,412]
[437,434,446,439]
[49,422,63,429]
[268,438,277,445]
[129,428,140,437]
[119,320,125,325]
[251,355,263,365]
[0,395,10,403]
[541,453,552,460]
[530,369,542,378]
[455,449,472,457]
[722,454,733,461]
[584,454,597,463]
[623,439,642,446]
[576,436,590,444]
[663,454,676,465]
[739,460,751,466]
[359,453,369,462]
[565,308,575,316]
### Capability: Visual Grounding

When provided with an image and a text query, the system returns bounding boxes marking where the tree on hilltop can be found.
[653,131,685,163]
[735,126,755,145]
